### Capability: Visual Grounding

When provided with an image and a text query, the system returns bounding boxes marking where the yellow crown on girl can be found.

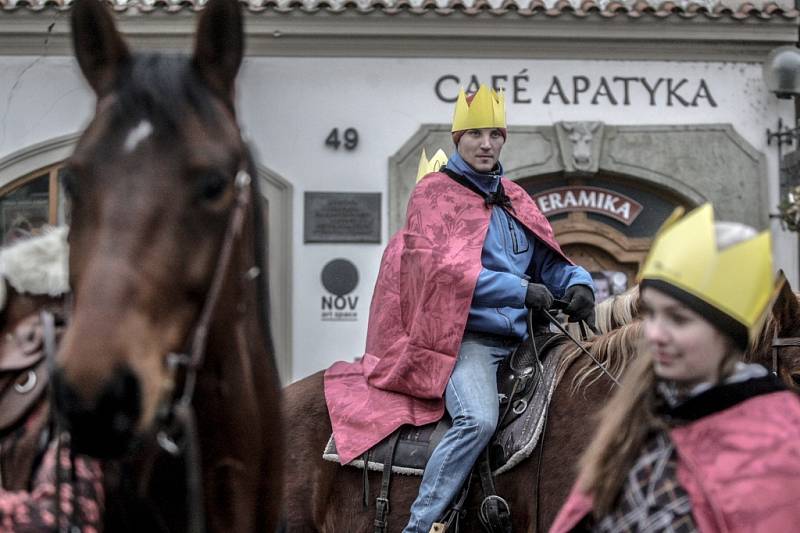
[639,204,779,343]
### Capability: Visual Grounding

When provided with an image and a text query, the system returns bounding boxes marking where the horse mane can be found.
[556,321,643,392]
[594,285,639,334]
[114,54,220,132]
[555,286,642,389]
[0,226,69,310]
[746,311,776,365]
[556,285,800,392]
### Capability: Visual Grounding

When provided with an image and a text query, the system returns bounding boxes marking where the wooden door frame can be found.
[550,211,651,284]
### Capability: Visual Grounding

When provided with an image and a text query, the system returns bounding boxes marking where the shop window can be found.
[0,163,68,244]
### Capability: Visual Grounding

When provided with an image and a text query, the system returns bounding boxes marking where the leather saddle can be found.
[0,311,64,489]
[323,327,566,476]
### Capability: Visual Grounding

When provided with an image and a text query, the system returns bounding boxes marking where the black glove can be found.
[525,283,554,312]
[564,284,595,328]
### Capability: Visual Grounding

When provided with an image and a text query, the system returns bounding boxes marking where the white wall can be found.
[0,55,794,381]
[0,57,93,157]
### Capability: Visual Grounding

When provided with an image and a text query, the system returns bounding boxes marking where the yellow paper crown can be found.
[416,148,448,182]
[451,84,507,132]
[638,204,777,342]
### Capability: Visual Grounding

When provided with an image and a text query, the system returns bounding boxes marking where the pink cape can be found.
[324,172,568,464]
[550,391,800,533]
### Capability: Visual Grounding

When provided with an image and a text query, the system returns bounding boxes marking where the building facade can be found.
[0,0,797,381]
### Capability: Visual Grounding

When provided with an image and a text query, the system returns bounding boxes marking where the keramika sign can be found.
[532,186,643,225]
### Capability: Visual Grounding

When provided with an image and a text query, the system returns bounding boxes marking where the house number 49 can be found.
[325,128,359,151]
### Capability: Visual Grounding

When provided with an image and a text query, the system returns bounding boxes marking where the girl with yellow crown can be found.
[550,204,800,533]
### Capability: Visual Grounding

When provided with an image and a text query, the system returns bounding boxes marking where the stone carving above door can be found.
[556,121,604,175]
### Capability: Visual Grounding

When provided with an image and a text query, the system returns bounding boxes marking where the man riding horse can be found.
[324,84,595,532]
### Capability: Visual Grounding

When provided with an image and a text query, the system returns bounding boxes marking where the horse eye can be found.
[196,172,230,204]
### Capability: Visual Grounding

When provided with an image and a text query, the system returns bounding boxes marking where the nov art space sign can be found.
[531,186,643,225]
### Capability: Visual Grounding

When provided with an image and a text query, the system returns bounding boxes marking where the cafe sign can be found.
[532,186,643,225]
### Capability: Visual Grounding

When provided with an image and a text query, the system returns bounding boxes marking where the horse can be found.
[49,0,283,531]
[281,280,800,532]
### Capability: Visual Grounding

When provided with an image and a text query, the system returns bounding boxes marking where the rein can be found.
[542,309,621,387]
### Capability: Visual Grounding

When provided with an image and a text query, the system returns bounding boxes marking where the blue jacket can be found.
[446,152,593,339]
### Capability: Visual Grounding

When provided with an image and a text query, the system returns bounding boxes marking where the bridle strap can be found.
[157,168,252,444]
[173,169,252,408]
[155,168,253,533]
[771,336,800,375]
[772,338,800,347]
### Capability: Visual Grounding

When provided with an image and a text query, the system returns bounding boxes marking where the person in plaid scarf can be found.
[551,205,800,533]
[0,438,103,533]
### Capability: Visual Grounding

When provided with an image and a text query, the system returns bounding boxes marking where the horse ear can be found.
[193,0,244,102]
[773,270,800,336]
[71,0,130,97]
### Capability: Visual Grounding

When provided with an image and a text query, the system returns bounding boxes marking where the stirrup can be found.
[478,494,512,533]
[429,523,447,533]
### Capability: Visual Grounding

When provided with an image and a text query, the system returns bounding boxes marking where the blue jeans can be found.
[402,332,519,533]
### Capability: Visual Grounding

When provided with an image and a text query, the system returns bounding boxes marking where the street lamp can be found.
[764,45,800,99]
[765,46,800,202]
[764,45,800,285]
[765,46,800,155]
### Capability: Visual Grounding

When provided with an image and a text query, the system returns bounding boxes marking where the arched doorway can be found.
[516,172,694,300]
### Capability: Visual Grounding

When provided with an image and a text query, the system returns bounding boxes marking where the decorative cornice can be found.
[0,10,796,59]
[1,0,797,19]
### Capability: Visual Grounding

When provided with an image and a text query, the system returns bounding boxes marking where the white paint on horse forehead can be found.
[123,120,154,154]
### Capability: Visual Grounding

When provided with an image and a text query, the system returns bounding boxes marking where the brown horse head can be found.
[54,0,250,458]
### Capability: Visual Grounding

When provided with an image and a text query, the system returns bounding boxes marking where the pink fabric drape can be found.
[550,391,800,533]
[324,172,566,464]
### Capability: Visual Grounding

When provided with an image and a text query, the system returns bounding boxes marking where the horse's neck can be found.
[188,241,274,531]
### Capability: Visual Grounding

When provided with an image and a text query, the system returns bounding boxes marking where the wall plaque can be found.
[304,192,381,243]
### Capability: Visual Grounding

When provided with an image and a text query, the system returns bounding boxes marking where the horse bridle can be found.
[772,335,800,378]
[153,168,254,533]
[158,167,253,443]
